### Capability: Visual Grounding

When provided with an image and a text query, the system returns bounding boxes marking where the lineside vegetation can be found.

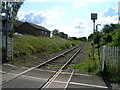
[9,35,81,67]
[73,42,100,75]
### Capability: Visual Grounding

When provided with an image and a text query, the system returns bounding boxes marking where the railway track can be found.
[39,44,84,89]
[2,43,85,89]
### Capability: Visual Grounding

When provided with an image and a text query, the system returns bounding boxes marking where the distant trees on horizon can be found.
[52,29,87,42]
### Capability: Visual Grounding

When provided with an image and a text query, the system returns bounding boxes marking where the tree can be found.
[102,25,111,34]
[52,29,59,36]
[110,24,117,30]
[59,32,68,39]
[102,24,118,34]
[52,29,68,39]
[94,34,100,44]
[111,28,120,47]
[102,33,112,45]
[78,37,87,42]
[1,1,24,33]
[1,1,24,62]
[1,2,24,20]
[88,34,94,41]
[69,37,77,40]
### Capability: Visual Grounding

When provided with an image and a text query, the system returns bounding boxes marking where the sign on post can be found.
[91,13,97,20]
[91,13,97,59]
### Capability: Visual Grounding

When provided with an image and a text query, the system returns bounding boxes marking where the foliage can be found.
[101,62,120,83]
[78,37,87,42]
[102,24,118,34]
[74,59,100,74]
[13,35,81,58]
[52,29,68,39]
[111,28,120,47]
[102,24,120,47]
[59,32,68,39]
[69,37,78,40]
[94,34,100,44]
[88,24,120,47]
[102,33,112,45]
[52,29,87,41]
[1,2,24,20]
[73,42,100,75]
[102,25,111,34]
[88,34,94,41]
[52,29,59,36]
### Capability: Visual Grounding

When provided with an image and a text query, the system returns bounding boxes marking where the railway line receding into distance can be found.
[2,43,87,89]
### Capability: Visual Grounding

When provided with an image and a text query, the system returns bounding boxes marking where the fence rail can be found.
[102,46,120,72]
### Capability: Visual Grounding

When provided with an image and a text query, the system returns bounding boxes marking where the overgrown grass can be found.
[73,42,101,75]
[13,35,80,58]
[10,35,81,66]
[101,62,120,83]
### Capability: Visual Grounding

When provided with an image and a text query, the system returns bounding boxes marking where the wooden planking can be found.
[102,46,119,72]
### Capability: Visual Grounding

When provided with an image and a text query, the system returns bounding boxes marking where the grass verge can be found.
[8,35,81,67]
[73,42,101,75]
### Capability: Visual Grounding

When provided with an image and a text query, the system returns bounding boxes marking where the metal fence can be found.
[102,46,120,72]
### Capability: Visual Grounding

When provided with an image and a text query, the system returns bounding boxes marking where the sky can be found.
[17,0,119,38]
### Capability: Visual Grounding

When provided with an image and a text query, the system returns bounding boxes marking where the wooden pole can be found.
[102,45,106,71]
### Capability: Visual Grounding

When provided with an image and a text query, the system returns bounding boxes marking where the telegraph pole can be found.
[5,2,8,62]
[2,1,13,62]
[91,13,97,59]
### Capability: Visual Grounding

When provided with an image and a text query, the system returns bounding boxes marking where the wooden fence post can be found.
[101,46,119,72]
[118,48,120,72]
[102,45,106,71]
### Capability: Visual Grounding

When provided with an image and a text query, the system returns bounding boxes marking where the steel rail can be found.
[40,45,83,90]
[1,44,83,85]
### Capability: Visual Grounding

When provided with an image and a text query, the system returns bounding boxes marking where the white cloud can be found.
[83,0,118,3]
[101,7,117,17]
[17,7,118,38]
[74,1,86,8]
[95,7,118,29]
[17,6,64,28]
[73,0,118,8]
[17,11,27,20]
[85,0,104,3]
[25,0,118,3]
[44,7,64,21]
[87,0,118,2]
[72,7,118,37]
[97,15,118,28]
[17,11,47,25]
[73,18,93,37]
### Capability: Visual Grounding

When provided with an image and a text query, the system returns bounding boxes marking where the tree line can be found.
[88,23,120,47]
[52,29,87,42]
[52,29,68,39]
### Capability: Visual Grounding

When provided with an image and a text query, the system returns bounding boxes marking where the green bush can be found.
[13,35,81,59]
[74,59,100,74]
[73,42,100,75]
